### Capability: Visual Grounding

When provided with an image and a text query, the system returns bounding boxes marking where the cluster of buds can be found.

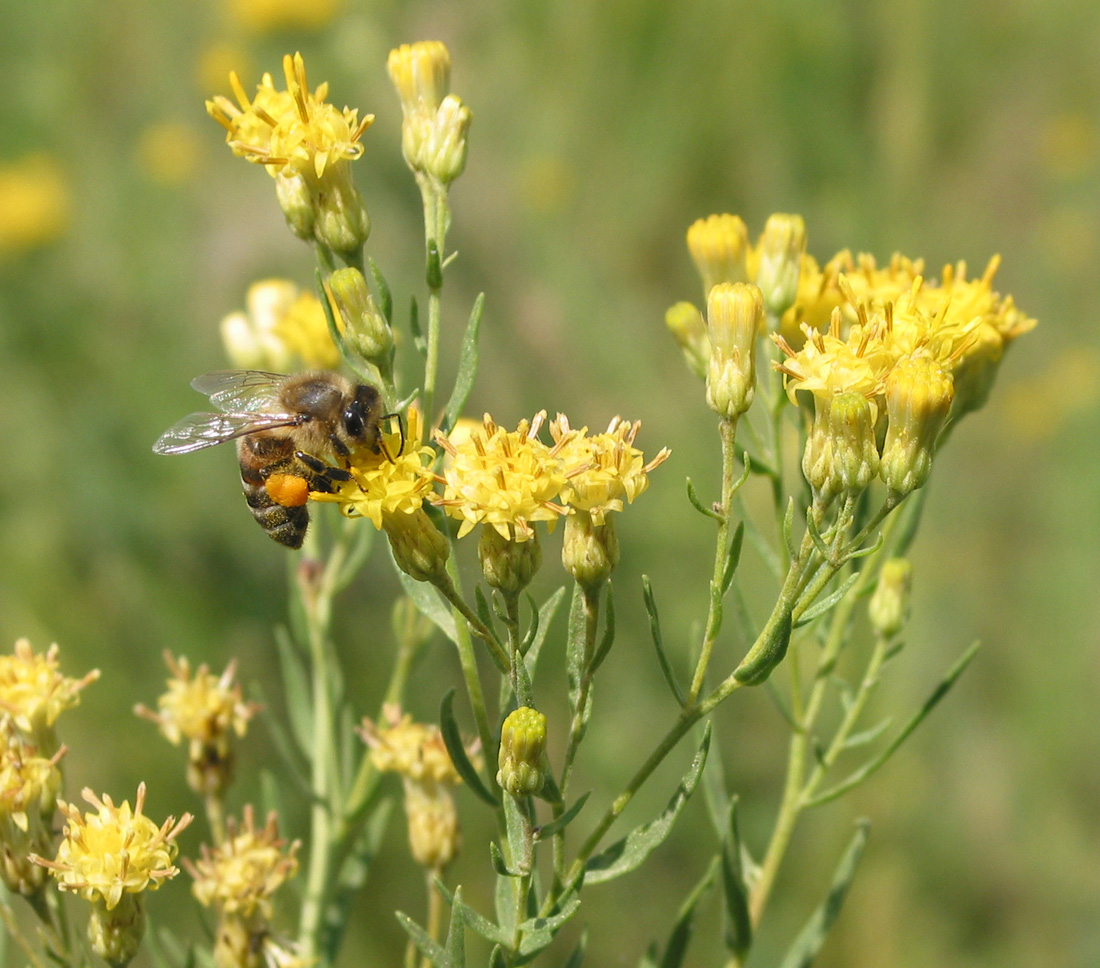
[134,652,258,800]
[187,806,301,968]
[387,41,472,186]
[362,705,478,870]
[0,639,97,895]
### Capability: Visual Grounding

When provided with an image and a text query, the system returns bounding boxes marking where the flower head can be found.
[360,704,468,787]
[0,640,98,753]
[435,412,569,541]
[221,279,340,372]
[188,806,299,921]
[36,784,191,910]
[0,735,63,895]
[687,214,750,295]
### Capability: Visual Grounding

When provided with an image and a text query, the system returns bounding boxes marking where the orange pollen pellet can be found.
[266,473,311,507]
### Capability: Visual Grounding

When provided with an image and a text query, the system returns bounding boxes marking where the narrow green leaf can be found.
[777,819,871,968]
[720,522,745,595]
[445,886,468,968]
[516,894,582,957]
[395,562,458,644]
[367,255,394,323]
[451,893,511,946]
[523,586,566,677]
[562,928,588,968]
[796,572,860,628]
[637,943,659,968]
[660,855,719,968]
[590,582,616,674]
[585,725,711,884]
[442,293,486,433]
[733,607,793,686]
[474,585,495,633]
[440,690,498,806]
[700,726,730,841]
[804,506,829,558]
[721,797,752,957]
[410,295,426,356]
[566,583,586,708]
[535,791,590,841]
[488,947,507,968]
[686,477,723,521]
[272,625,312,757]
[642,576,686,706]
[842,717,892,750]
[396,911,450,968]
[736,443,777,478]
[842,530,885,563]
[252,687,311,796]
[426,238,443,288]
[503,792,533,876]
[490,841,520,877]
[806,642,979,807]
[891,485,928,558]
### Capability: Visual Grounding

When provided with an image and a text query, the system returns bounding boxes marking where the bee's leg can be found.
[329,435,351,458]
[295,451,353,493]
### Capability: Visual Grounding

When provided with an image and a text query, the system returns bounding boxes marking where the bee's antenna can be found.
[379,411,406,461]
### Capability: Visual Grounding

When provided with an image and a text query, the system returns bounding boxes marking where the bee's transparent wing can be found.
[153,411,299,455]
[190,370,288,413]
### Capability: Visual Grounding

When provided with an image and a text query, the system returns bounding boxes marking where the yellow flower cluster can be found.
[207,53,371,180]
[39,784,191,910]
[0,639,99,753]
[0,736,62,894]
[188,805,299,921]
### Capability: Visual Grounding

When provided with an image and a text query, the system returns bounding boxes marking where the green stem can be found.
[687,417,739,705]
[419,179,449,438]
[560,585,600,793]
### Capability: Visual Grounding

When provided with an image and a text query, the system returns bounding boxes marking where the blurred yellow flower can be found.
[221,279,340,371]
[435,412,571,541]
[0,640,98,753]
[361,703,466,786]
[229,0,343,32]
[188,805,299,920]
[0,155,70,255]
[37,784,191,910]
[137,122,202,185]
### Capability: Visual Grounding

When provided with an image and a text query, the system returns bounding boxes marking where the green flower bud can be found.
[314,168,370,258]
[802,391,880,500]
[274,171,315,241]
[497,706,548,796]
[328,267,394,375]
[384,509,451,585]
[561,511,619,590]
[88,894,146,968]
[664,301,710,379]
[869,558,913,639]
[479,526,542,596]
[705,282,763,420]
[880,356,954,496]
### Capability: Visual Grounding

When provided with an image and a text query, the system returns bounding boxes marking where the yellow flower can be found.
[0,736,63,895]
[551,415,670,526]
[435,412,569,541]
[36,784,191,910]
[188,806,299,921]
[360,704,465,786]
[136,122,202,185]
[0,640,98,753]
[221,279,340,371]
[686,214,750,295]
[229,0,343,32]
[0,155,70,255]
[207,53,371,180]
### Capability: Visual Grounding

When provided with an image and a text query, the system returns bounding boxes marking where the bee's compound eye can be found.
[266,473,311,507]
[343,406,365,438]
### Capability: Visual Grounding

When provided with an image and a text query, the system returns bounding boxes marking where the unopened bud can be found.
[802,391,880,500]
[755,213,806,317]
[479,527,542,596]
[562,511,619,590]
[88,894,146,968]
[880,356,954,496]
[388,42,452,114]
[687,214,749,295]
[384,509,451,585]
[664,301,710,379]
[705,282,763,419]
[424,94,471,184]
[274,171,316,241]
[329,267,394,373]
[497,706,548,797]
[314,171,370,258]
[869,558,912,638]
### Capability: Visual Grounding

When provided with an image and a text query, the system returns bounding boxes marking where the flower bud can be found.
[314,169,370,258]
[424,94,471,184]
[949,320,1004,419]
[404,782,459,870]
[479,526,542,596]
[664,301,710,379]
[802,391,880,500]
[328,267,394,373]
[687,214,749,295]
[561,510,619,590]
[705,282,763,420]
[880,356,954,496]
[388,42,452,114]
[384,509,451,585]
[869,558,912,638]
[88,893,146,968]
[755,213,806,318]
[274,171,316,241]
[497,706,548,797]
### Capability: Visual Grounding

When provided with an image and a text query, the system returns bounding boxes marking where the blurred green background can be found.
[2,0,1098,965]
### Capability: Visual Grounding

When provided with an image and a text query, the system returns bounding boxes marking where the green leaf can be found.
[395,560,458,644]
[489,840,520,877]
[562,928,588,968]
[721,797,752,957]
[686,477,723,521]
[804,505,829,558]
[441,293,486,434]
[806,642,980,807]
[444,886,468,968]
[842,717,892,750]
[426,238,443,288]
[796,572,860,628]
[252,685,311,796]
[733,607,793,686]
[396,911,451,968]
[503,791,533,876]
[891,485,928,558]
[777,819,871,968]
[410,295,426,356]
[642,576,686,706]
[516,894,582,958]
[700,727,730,841]
[590,582,617,675]
[440,690,498,806]
[535,791,590,841]
[367,256,394,323]
[566,583,586,709]
[719,522,745,595]
[447,892,510,947]
[659,855,719,968]
[585,725,711,884]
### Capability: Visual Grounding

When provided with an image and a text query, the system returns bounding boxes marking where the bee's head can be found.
[343,384,382,444]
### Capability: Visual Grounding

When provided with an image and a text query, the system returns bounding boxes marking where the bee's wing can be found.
[153,411,299,455]
[190,370,288,413]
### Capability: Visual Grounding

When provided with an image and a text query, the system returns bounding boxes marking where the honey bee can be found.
[154,370,388,548]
